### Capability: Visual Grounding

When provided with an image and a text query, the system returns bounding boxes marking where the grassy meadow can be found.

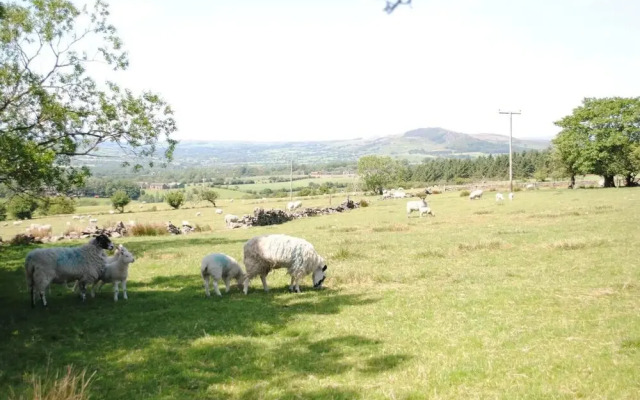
[0,187,639,399]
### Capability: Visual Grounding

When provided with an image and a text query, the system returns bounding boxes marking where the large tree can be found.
[0,0,177,195]
[357,155,400,195]
[553,97,640,187]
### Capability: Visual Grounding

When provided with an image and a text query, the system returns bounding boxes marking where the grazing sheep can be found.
[230,199,234,203]
[109,210,115,214]
[215,209,223,214]
[469,189,483,200]
[509,192,515,201]
[200,253,246,297]
[242,234,327,294]
[225,214,239,227]
[287,200,302,211]
[25,234,114,307]
[419,206,435,217]
[92,244,135,301]
[13,221,22,225]
[89,218,98,224]
[406,199,428,217]
[495,193,504,202]
[196,212,201,216]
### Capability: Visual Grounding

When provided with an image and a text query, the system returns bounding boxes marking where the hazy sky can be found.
[101,0,640,142]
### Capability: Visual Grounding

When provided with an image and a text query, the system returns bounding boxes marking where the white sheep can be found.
[196,212,202,217]
[287,200,302,211]
[225,214,239,227]
[242,234,327,294]
[495,193,504,202]
[469,189,483,200]
[419,206,435,217]
[215,209,223,214]
[509,192,515,201]
[200,253,246,297]
[92,244,135,301]
[182,220,191,227]
[406,199,428,217]
[25,234,114,307]
[89,218,98,224]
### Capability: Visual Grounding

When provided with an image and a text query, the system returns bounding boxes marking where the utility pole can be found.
[498,110,521,193]
[289,160,293,202]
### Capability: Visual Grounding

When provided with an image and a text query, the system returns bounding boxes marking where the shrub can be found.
[110,190,131,213]
[130,223,168,236]
[460,190,470,197]
[39,196,76,216]
[193,224,211,232]
[359,199,369,207]
[165,191,185,209]
[7,196,38,220]
[0,202,6,221]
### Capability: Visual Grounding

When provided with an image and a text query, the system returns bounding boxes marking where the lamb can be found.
[225,214,239,227]
[25,234,114,307]
[242,234,327,294]
[406,199,428,217]
[469,189,483,200]
[92,244,135,301]
[215,209,223,214]
[419,206,435,217]
[509,192,515,201]
[495,193,504,201]
[287,200,302,211]
[196,212,201,216]
[200,253,246,297]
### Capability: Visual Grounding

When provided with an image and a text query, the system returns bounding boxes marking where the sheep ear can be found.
[322,265,327,272]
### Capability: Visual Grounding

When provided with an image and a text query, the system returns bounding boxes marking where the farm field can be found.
[230,176,356,193]
[1,188,639,399]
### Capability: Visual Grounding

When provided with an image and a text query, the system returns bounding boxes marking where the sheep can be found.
[89,218,98,224]
[13,221,22,225]
[469,189,483,200]
[196,212,202,217]
[242,234,327,294]
[92,244,135,301]
[495,193,504,202]
[200,253,246,297]
[406,199,428,217]
[419,206,435,217]
[25,234,114,307]
[215,209,223,214]
[225,214,239,227]
[287,200,302,211]
[509,192,515,201]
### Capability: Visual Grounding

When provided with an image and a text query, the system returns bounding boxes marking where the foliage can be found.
[129,223,168,237]
[8,365,94,400]
[7,195,38,219]
[359,199,369,207]
[553,97,640,187]
[80,179,142,200]
[357,155,400,194]
[0,0,177,196]
[460,190,470,197]
[197,189,219,206]
[165,191,184,209]
[0,201,6,221]
[110,190,131,213]
[38,196,76,216]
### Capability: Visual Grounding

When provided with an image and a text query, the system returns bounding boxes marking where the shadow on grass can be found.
[0,241,408,399]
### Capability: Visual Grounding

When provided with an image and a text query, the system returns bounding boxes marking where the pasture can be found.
[0,188,639,399]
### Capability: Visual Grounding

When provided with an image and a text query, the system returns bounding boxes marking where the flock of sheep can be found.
[24,232,328,307]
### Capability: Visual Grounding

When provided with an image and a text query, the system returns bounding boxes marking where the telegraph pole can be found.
[289,160,293,202]
[498,110,521,193]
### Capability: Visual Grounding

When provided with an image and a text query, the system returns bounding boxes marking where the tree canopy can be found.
[553,97,640,187]
[0,0,177,196]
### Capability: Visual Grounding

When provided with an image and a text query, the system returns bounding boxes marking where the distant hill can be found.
[86,127,551,168]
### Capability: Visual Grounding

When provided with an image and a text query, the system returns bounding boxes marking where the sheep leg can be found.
[224,278,231,293]
[122,280,128,300]
[213,279,222,297]
[242,275,250,295]
[91,281,102,298]
[288,276,300,292]
[79,282,87,302]
[260,274,269,292]
[203,274,211,297]
[113,281,119,302]
[40,290,47,307]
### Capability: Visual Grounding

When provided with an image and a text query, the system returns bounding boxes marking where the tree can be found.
[198,189,219,207]
[39,196,76,215]
[554,97,640,187]
[0,0,177,196]
[165,191,184,209]
[357,155,398,194]
[7,195,38,219]
[110,190,130,213]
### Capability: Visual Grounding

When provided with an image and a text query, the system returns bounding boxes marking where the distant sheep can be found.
[200,253,246,297]
[89,218,98,224]
[196,212,201,217]
[224,214,239,227]
[406,199,428,217]
[287,200,302,211]
[509,192,515,201]
[92,244,135,301]
[243,234,327,294]
[25,234,114,307]
[215,209,223,214]
[495,193,504,202]
[469,189,483,200]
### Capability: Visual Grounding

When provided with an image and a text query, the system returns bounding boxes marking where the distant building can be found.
[149,183,168,190]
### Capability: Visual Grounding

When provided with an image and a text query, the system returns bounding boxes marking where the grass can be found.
[1,187,639,399]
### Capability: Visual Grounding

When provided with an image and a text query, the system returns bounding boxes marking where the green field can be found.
[1,188,639,399]
[228,176,356,193]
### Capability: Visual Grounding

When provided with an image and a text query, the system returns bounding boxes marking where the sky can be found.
[99,0,640,142]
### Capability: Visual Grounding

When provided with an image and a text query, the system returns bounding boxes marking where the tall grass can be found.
[10,366,94,400]
[129,223,168,236]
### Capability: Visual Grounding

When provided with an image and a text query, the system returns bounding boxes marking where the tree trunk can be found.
[625,174,638,187]
[568,174,575,189]
[603,175,615,188]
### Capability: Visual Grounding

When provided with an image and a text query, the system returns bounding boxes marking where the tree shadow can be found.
[0,245,411,398]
